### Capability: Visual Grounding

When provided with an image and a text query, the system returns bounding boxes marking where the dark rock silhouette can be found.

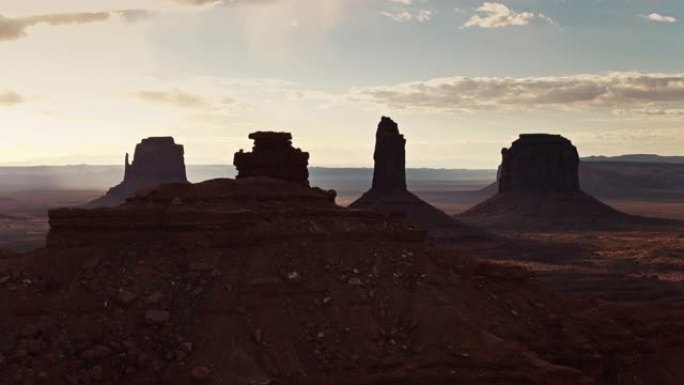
[87,137,188,207]
[234,132,310,186]
[499,134,579,193]
[372,117,407,192]
[350,117,486,243]
[460,134,677,230]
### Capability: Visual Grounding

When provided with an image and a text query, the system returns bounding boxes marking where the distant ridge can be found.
[583,154,684,164]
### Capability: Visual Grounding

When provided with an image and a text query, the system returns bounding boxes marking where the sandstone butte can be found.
[459,133,679,230]
[1,131,684,384]
[87,137,189,208]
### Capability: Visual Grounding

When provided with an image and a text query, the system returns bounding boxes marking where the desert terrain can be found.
[1,128,684,384]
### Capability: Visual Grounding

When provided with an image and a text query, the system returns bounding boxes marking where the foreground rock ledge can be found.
[0,177,622,385]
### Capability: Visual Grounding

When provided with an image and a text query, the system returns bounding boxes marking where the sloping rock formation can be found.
[459,134,669,230]
[234,132,310,186]
[88,137,188,207]
[350,117,485,243]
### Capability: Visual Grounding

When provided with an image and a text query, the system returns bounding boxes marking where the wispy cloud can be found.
[133,88,236,112]
[350,72,684,113]
[0,91,26,107]
[638,13,677,24]
[382,8,432,23]
[462,2,553,29]
[170,0,223,5]
[613,106,684,117]
[0,10,151,42]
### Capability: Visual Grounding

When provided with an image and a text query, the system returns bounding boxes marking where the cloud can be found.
[133,88,236,111]
[0,91,26,107]
[382,8,432,22]
[0,10,151,42]
[462,2,554,29]
[638,13,677,24]
[170,0,223,5]
[350,72,684,113]
[613,106,684,117]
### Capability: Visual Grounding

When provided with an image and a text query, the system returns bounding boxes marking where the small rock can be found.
[191,366,211,382]
[137,353,152,368]
[175,350,187,361]
[348,277,362,286]
[20,324,40,338]
[146,291,164,305]
[287,271,300,282]
[91,365,104,382]
[0,275,10,285]
[36,371,49,383]
[253,329,263,344]
[25,339,46,355]
[15,348,29,359]
[116,290,138,306]
[145,309,171,325]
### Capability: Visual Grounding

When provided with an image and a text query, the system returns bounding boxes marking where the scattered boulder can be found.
[234,132,310,186]
[191,366,211,382]
[145,309,171,325]
[87,137,189,207]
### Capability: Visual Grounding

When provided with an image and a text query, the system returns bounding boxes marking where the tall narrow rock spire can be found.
[350,117,485,243]
[372,117,407,192]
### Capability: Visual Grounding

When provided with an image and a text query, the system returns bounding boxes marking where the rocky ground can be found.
[1,178,684,384]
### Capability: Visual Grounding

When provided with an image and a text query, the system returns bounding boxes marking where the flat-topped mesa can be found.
[125,137,187,183]
[498,134,580,193]
[86,137,188,207]
[372,116,407,193]
[234,131,310,186]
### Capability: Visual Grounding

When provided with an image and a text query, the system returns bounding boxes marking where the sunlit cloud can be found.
[382,8,432,23]
[171,0,223,5]
[133,88,236,112]
[462,2,554,29]
[613,106,684,117]
[0,10,151,41]
[350,72,684,113]
[0,91,26,107]
[638,13,677,24]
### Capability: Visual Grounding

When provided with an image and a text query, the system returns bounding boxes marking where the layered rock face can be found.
[234,132,310,186]
[350,117,485,243]
[499,134,580,193]
[88,137,188,207]
[372,117,407,192]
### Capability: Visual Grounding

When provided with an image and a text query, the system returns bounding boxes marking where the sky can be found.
[0,0,682,168]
